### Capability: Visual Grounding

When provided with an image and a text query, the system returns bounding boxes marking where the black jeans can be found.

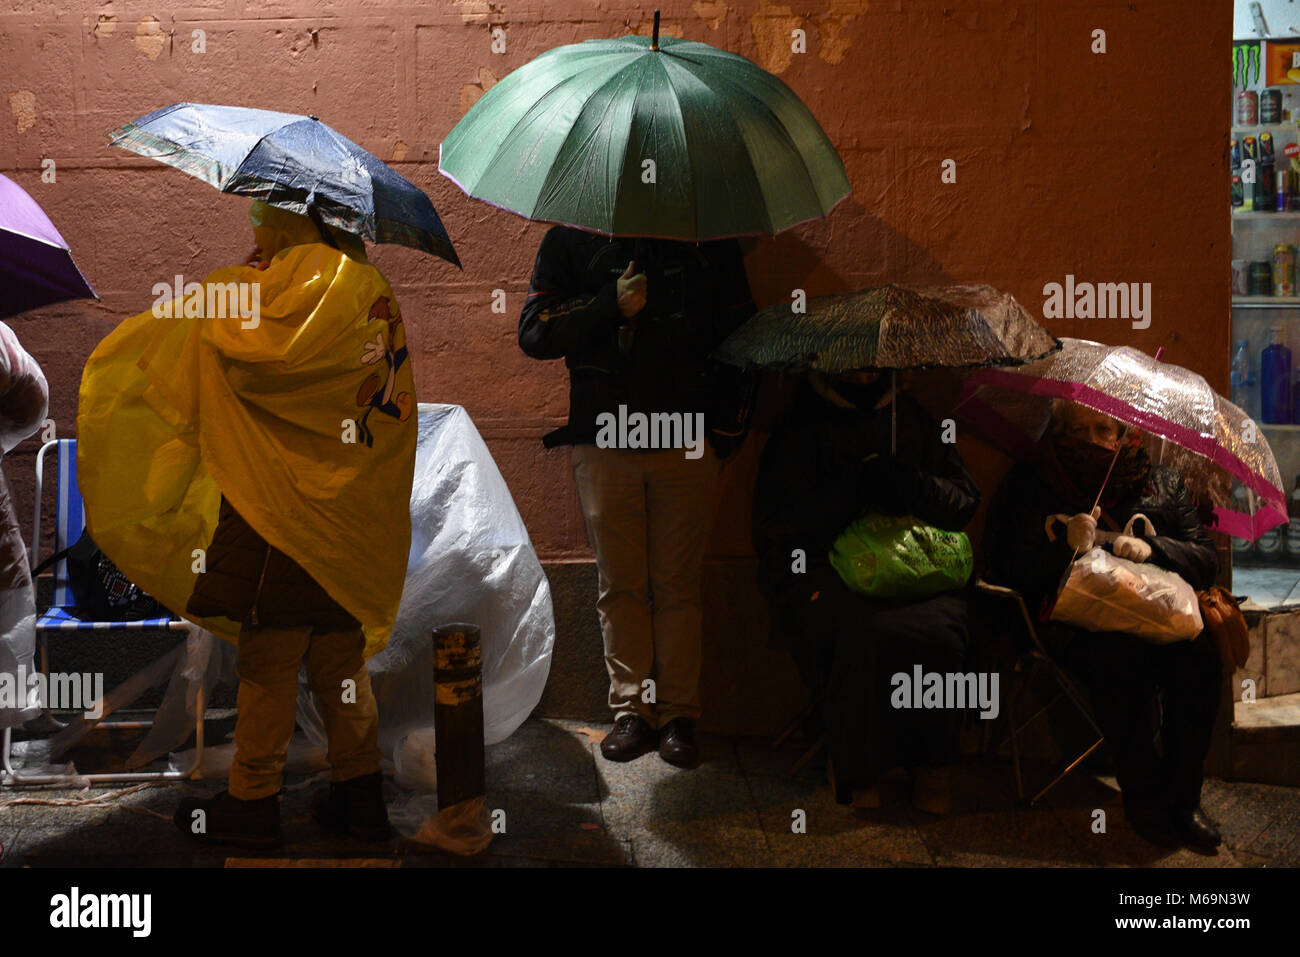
[1048,626,1222,811]
[778,566,969,800]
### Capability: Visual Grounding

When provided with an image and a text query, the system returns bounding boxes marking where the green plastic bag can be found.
[828,512,973,600]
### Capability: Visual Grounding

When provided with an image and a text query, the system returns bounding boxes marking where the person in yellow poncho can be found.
[77,200,417,848]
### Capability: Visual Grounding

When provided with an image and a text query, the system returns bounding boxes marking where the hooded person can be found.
[77,200,417,847]
[753,370,981,813]
[982,400,1223,852]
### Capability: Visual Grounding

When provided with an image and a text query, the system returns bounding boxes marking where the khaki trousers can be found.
[230,625,381,800]
[571,443,720,726]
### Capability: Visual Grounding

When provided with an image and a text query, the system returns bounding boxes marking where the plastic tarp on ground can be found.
[0,321,49,731]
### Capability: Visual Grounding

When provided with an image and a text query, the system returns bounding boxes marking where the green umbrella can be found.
[439,13,850,240]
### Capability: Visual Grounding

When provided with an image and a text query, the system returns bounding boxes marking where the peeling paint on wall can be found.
[93,11,119,39]
[459,66,499,115]
[693,1,728,31]
[453,0,493,24]
[135,15,165,60]
[9,90,36,134]
[633,16,684,39]
[392,139,409,162]
[818,15,855,65]
[751,0,801,74]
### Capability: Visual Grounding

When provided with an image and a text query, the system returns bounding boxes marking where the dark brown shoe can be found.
[658,718,699,768]
[600,714,657,761]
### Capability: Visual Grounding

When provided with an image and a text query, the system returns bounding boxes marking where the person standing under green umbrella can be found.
[520,227,755,767]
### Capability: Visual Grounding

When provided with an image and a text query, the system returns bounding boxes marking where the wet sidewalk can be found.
[1,717,1297,868]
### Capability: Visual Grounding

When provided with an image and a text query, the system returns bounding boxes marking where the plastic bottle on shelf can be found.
[1232,339,1258,418]
[1261,323,1293,424]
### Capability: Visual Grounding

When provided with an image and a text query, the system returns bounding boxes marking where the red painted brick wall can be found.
[0,1,1230,563]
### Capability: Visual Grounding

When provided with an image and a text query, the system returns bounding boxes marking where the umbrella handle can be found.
[891,369,897,456]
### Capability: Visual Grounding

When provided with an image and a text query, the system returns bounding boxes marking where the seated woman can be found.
[982,399,1223,851]
[754,370,981,813]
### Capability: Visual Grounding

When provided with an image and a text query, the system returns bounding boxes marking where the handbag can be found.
[1048,513,1203,643]
[828,510,973,601]
[31,530,169,621]
[1197,586,1249,671]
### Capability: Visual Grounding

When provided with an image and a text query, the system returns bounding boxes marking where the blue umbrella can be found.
[0,173,99,319]
[109,103,460,267]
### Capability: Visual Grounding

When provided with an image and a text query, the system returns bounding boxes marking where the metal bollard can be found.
[432,622,485,810]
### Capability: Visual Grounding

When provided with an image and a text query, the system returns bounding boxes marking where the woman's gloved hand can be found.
[1112,535,1153,563]
[1066,506,1101,551]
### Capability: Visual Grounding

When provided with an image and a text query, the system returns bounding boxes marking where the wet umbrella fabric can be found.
[439,32,850,240]
[713,283,1059,373]
[108,102,459,266]
[956,337,1287,540]
[0,173,98,318]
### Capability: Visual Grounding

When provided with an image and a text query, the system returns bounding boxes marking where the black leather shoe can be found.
[600,714,657,761]
[312,771,393,842]
[1126,804,1182,849]
[1168,806,1222,853]
[174,790,281,849]
[658,718,699,768]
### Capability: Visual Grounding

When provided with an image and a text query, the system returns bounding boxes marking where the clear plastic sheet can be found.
[0,321,47,730]
[297,403,555,787]
[0,321,49,455]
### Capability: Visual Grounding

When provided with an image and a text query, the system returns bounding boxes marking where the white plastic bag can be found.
[297,403,555,789]
[1051,544,1203,644]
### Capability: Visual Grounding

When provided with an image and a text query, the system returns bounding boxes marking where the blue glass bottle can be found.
[1261,323,1292,424]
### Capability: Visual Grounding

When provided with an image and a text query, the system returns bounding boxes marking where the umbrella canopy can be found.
[438,21,850,241]
[0,173,98,319]
[713,283,1060,372]
[956,337,1287,540]
[109,103,460,266]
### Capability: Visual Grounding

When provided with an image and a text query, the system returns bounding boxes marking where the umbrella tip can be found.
[651,10,660,50]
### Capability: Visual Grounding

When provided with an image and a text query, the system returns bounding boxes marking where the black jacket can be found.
[519,226,757,452]
[186,496,360,632]
[983,461,1219,618]
[753,379,982,598]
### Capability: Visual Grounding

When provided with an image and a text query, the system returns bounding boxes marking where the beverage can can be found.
[1259,526,1286,559]
[1233,259,1250,295]
[1239,90,1260,124]
[1274,244,1295,296]
[1288,517,1300,556]
[1249,261,1274,295]
[1263,88,1283,124]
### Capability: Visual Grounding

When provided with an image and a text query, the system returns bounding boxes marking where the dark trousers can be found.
[1049,627,1222,811]
[779,566,969,799]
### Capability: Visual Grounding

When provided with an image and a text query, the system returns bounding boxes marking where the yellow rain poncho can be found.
[77,201,416,658]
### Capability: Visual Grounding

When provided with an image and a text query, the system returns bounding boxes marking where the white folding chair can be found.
[1,439,204,785]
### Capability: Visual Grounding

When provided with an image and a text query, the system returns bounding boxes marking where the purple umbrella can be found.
[0,173,98,319]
